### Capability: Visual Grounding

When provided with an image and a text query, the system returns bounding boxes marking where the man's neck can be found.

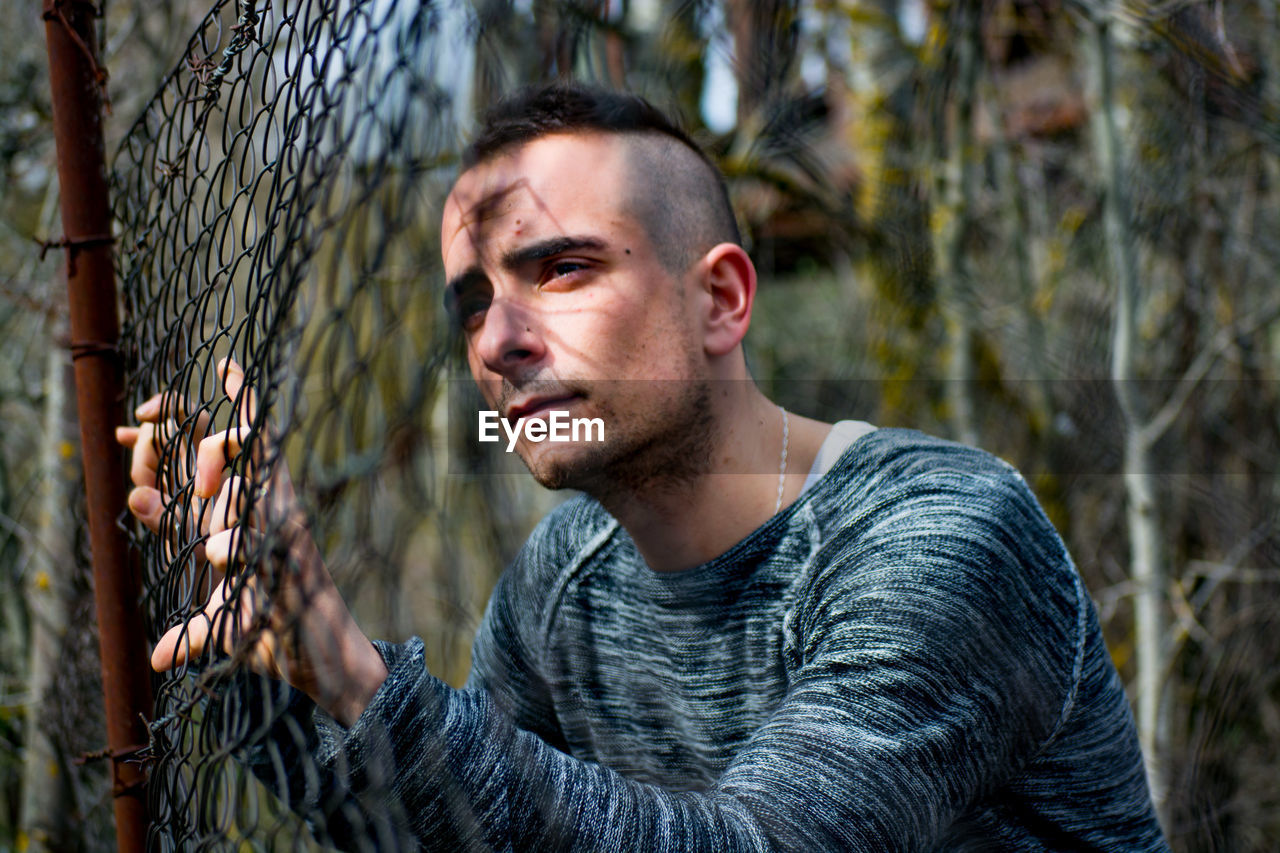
[595,390,831,573]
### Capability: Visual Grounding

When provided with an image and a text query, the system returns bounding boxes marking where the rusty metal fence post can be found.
[41,1,152,850]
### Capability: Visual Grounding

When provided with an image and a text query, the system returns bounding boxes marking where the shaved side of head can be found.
[622,133,740,273]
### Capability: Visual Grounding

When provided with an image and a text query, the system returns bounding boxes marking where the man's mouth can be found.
[504,394,581,421]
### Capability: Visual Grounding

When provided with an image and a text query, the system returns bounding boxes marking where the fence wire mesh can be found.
[110,1,514,847]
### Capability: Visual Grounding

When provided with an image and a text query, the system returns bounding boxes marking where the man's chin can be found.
[516,442,604,492]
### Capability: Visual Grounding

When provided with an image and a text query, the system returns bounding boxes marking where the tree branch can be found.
[1140,295,1280,445]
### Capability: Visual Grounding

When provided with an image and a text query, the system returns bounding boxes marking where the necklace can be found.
[775,406,789,514]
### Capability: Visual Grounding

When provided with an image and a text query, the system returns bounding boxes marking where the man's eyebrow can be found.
[444,235,610,304]
[500,235,609,270]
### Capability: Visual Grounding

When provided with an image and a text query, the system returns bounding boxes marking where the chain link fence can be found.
[110,0,527,846]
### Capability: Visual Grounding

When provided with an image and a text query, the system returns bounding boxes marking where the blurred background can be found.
[1,0,1278,850]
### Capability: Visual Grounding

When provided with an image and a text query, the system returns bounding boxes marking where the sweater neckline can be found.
[621,427,883,606]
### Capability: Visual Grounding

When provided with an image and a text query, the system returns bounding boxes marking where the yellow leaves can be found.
[1109,637,1132,673]
[35,570,51,591]
[833,2,894,30]
[1141,285,1178,341]
[1035,204,1089,307]
[924,18,947,58]
[16,830,29,853]
[844,99,893,222]
[1214,290,1233,327]
[59,440,74,459]
[1057,204,1088,236]
[930,202,957,240]
[1138,142,1165,165]
[1032,283,1056,316]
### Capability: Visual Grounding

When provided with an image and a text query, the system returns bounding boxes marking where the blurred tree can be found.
[18,343,79,852]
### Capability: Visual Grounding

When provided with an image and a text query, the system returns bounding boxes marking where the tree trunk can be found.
[723,0,798,122]
[18,342,79,851]
[994,141,1053,433]
[932,2,981,447]
[1085,6,1170,821]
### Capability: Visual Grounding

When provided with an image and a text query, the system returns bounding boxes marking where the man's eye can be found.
[451,294,490,331]
[546,260,587,280]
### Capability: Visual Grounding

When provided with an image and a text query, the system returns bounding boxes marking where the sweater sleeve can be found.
[293,457,1090,851]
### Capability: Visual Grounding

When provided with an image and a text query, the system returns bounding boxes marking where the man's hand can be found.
[118,358,388,726]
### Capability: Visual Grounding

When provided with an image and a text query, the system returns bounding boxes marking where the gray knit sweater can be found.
[248,428,1168,851]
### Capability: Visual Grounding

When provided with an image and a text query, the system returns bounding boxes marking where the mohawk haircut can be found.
[462,82,742,269]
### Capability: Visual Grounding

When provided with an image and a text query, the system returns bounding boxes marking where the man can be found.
[120,83,1168,850]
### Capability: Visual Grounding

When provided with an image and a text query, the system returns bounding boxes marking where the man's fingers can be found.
[190,358,269,500]
[210,475,253,536]
[205,528,238,574]
[116,425,140,448]
[135,390,210,432]
[134,391,185,426]
[128,421,161,489]
[151,586,227,672]
[205,525,263,574]
[133,392,166,423]
[127,486,165,533]
[149,571,237,672]
[123,408,212,492]
[127,417,192,491]
[142,360,274,674]
[219,358,258,431]
[195,427,251,499]
[151,615,210,672]
[150,572,277,678]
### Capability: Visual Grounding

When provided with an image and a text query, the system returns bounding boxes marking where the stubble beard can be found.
[518,379,716,503]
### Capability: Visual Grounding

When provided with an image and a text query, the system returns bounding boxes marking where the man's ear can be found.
[698,243,757,357]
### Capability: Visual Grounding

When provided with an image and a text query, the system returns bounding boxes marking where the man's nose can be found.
[472,297,546,377]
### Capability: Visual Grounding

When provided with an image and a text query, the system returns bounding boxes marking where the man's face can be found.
[440,132,714,493]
